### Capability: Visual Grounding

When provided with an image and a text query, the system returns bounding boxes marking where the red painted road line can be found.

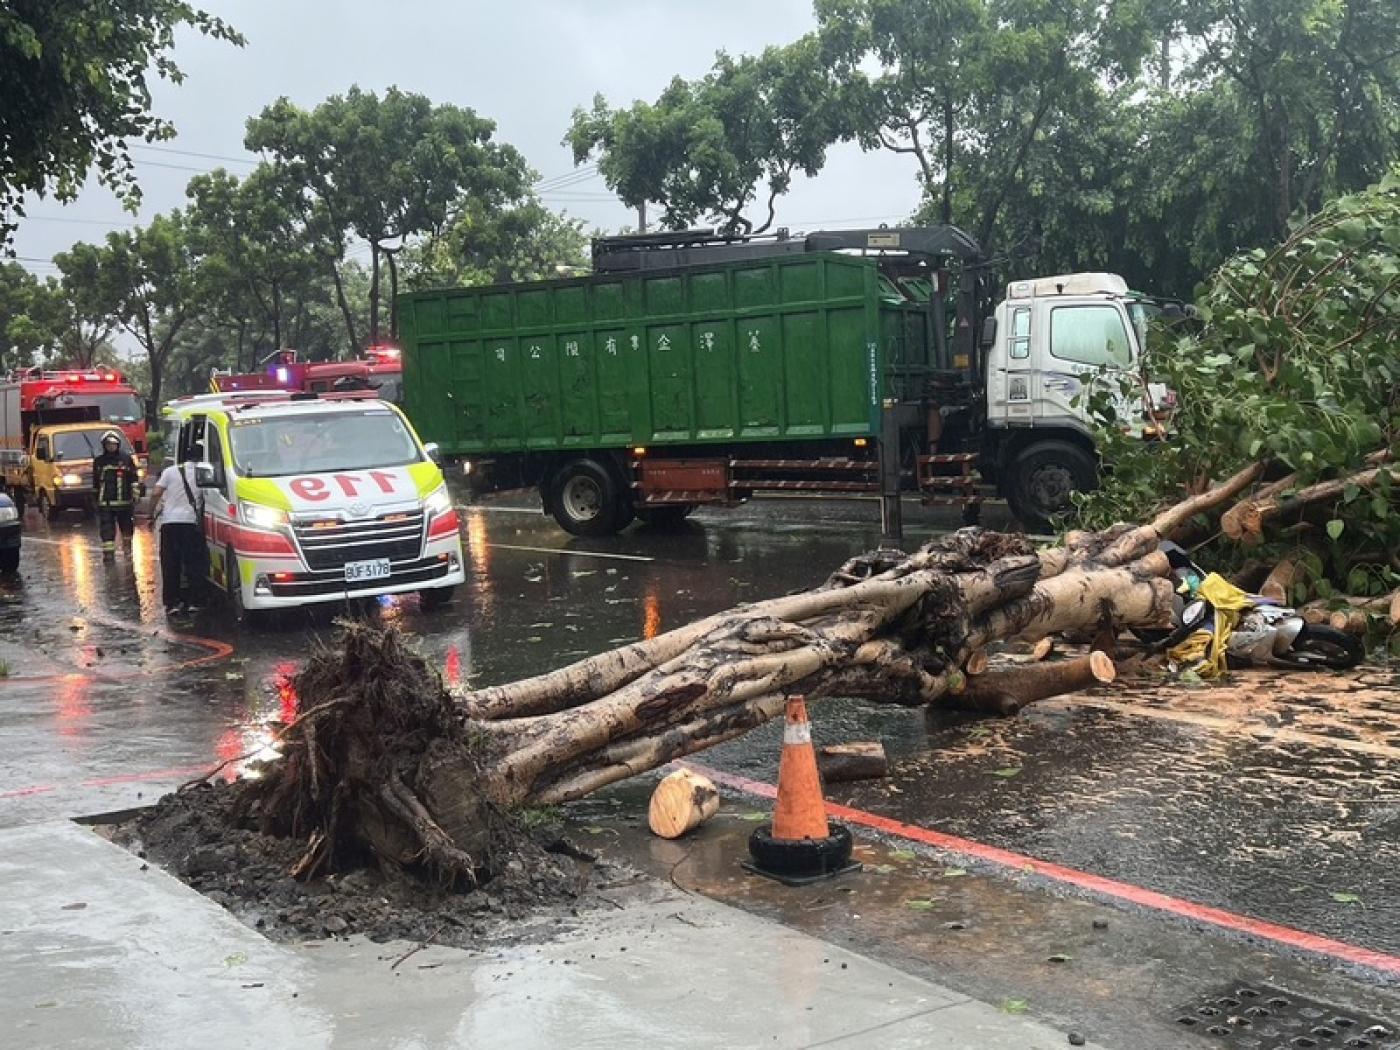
[682,761,1400,979]
[0,764,208,801]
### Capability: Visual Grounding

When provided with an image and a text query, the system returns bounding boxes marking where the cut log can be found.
[953,651,1119,715]
[1329,609,1370,635]
[1391,589,1400,627]
[647,769,720,839]
[817,741,889,784]
[965,650,990,676]
[1259,556,1300,603]
[1223,454,1390,545]
[1299,600,1331,625]
[1032,637,1055,661]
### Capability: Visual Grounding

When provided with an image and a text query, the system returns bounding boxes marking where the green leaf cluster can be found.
[1077,171,1400,596]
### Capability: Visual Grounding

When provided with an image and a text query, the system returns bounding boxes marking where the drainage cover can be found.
[1174,982,1398,1049]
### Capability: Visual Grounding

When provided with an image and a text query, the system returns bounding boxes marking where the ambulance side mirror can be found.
[195,462,219,488]
[422,442,442,466]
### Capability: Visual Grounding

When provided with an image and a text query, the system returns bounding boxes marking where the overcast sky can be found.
[14,0,923,278]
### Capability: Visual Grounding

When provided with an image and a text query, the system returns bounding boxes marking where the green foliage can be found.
[0,262,63,368]
[401,196,589,289]
[55,210,206,415]
[0,0,242,247]
[567,38,842,234]
[245,87,531,343]
[1078,171,1400,594]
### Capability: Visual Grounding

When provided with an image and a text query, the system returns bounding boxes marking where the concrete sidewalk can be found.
[1,820,1097,1049]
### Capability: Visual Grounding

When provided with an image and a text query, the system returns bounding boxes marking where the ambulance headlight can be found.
[242,502,289,530]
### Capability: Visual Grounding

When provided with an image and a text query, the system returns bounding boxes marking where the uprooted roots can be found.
[229,622,509,885]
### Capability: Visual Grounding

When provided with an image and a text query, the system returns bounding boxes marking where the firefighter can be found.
[92,430,137,560]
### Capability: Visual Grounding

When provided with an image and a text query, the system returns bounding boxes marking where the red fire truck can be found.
[210,347,403,403]
[2,368,148,452]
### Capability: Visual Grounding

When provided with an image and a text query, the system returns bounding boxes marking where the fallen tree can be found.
[218,465,1288,883]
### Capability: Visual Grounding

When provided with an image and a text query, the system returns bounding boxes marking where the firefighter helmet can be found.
[100,429,122,448]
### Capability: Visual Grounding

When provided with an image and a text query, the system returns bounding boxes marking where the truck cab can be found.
[162,393,464,616]
[25,422,142,520]
[982,272,1161,529]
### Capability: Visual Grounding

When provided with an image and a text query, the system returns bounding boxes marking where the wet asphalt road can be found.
[3,489,1399,1029]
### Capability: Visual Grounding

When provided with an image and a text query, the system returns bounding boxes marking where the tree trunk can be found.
[954,651,1119,715]
[331,262,359,357]
[369,242,381,347]
[647,769,720,839]
[384,248,400,342]
[817,742,888,784]
[228,467,1272,882]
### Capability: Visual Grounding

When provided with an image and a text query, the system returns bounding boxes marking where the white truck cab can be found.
[981,272,1163,530]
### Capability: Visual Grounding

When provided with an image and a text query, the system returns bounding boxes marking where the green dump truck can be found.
[400,226,1169,537]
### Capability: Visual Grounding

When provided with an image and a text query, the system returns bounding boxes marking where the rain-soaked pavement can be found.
[3,489,1399,1047]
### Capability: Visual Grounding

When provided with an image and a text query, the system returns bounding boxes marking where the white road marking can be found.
[484,542,654,563]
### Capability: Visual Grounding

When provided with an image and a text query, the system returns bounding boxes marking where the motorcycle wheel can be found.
[1269,624,1363,671]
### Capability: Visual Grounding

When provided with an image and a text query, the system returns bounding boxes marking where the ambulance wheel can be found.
[419,585,456,610]
[228,553,268,628]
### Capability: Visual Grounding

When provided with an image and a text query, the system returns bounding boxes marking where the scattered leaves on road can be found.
[1000,999,1029,1015]
[991,767,1022,779]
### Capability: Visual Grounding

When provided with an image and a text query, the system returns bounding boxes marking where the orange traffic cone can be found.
[745,694,859,885]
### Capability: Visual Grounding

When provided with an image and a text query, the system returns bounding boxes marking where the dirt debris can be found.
[112,783,639,947]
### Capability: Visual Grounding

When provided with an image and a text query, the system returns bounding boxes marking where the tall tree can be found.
[56,211,205,419]
[245,87,530,346]
[186,166,321,364]
[0,1,241,247]
[0,262,62,368]
[402,197,589,289]
[568,39,842,235]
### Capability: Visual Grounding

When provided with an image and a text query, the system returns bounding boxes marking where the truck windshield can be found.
[228,410,423,477]
[52,392,143,423]
[55,431,134,460]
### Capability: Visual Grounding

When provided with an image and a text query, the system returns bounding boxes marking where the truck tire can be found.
[550,459,627,537]
[1007,441,1096,533]
[636,504,695,529]
[37,490,59,523]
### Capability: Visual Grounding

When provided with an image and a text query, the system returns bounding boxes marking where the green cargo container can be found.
[400,253,931,456]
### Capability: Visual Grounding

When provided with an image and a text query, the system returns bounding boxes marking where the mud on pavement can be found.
[108,784,643,949]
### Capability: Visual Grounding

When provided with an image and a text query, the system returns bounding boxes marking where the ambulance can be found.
[161,392,464,614]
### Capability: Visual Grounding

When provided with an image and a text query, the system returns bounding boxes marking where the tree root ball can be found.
[233,622,510,885]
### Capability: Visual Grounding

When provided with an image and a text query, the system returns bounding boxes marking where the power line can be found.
[129,143,259,167]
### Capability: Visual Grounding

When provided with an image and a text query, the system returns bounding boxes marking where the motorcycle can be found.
[1148,542,1363,672]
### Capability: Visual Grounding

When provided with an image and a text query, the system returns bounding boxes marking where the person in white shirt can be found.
[150,448,210,615]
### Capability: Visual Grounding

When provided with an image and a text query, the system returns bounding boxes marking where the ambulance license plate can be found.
[344,558,391,583]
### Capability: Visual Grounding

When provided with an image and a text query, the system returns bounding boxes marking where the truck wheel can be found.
[551,459,626,536]
[0,547,18,574]
[636,504,695,529]
[37,491,59,523]
[1007,441,1096,533]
